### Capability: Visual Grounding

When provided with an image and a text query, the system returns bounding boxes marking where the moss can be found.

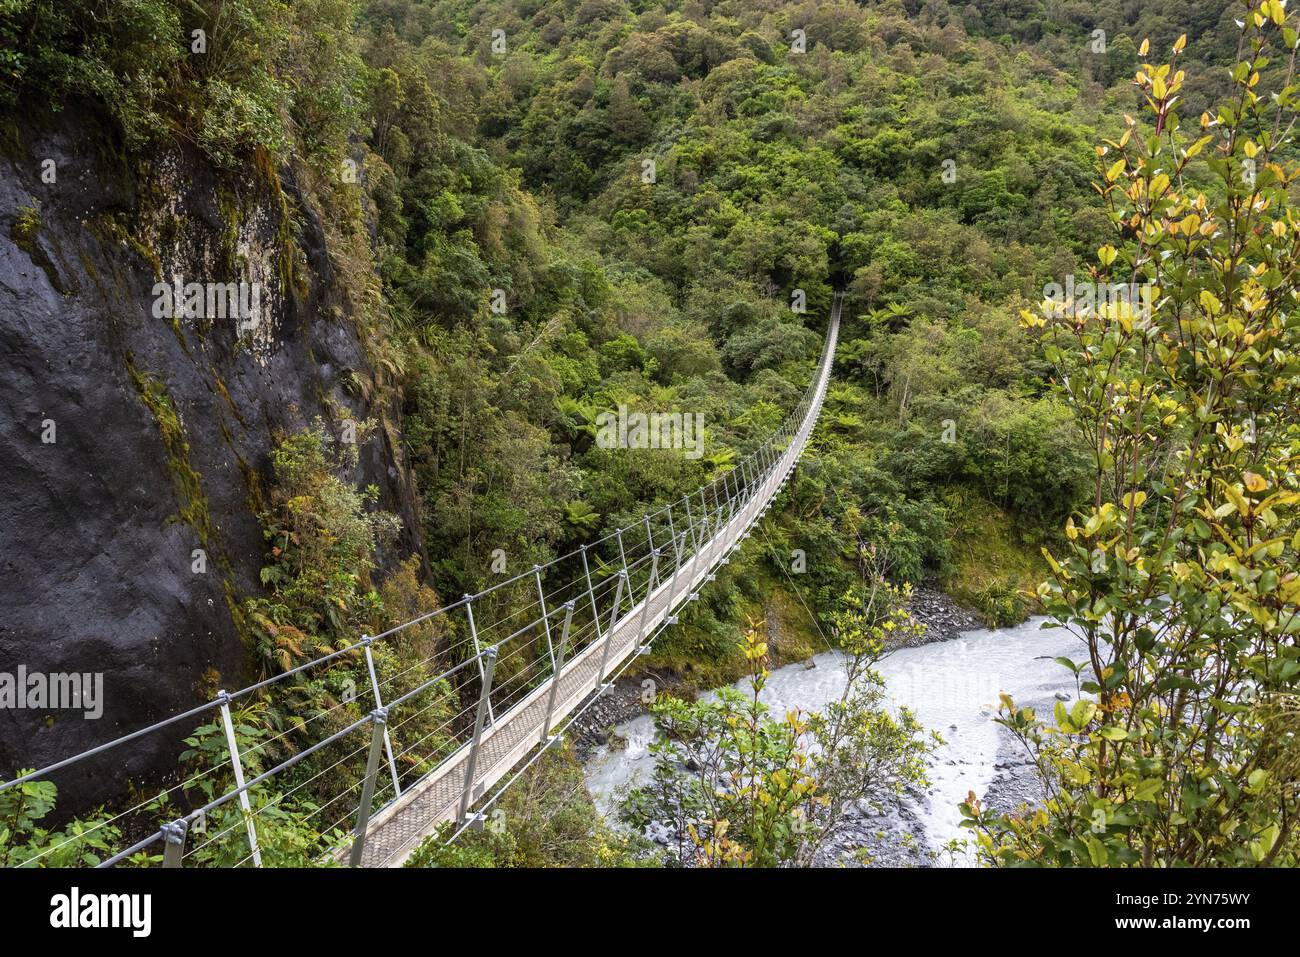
[86,212,162,280]
[10,204,41,252]
[235,453,266,516]
[0,119,23,159]
[76,250,106,298]
[215,187,243,276]
[212,373,249,427]
[124,232,162,281]
[127,353,257,649]
[154,213,182,266]
[252,145,280,189]
[169,315,192,357]
[269,176,312,304]
[126,354,213,545]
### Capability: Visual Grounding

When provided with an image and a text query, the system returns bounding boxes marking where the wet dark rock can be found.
[898,581,982,648]
[568,679,650,760]
[0,110,425,811]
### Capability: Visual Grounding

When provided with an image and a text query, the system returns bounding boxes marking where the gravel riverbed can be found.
[577,586,1073,867]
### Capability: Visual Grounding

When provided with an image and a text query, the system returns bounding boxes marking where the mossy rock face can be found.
[126,358,213,543]
[939,494,1050,628]
[10,203,40,252]
[0,106,427,815]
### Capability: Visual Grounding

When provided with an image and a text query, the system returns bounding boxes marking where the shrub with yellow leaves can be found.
[978,4,1300,867]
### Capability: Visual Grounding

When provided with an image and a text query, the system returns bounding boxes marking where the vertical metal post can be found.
[161,819,188,868]
[579,545,604,647]
[643,514,655,561]
[667,529,688,607]
[457,648,498,823]
[361,638,402,799]
[616,528,627,571]
[540,602,575,744]
[666,502,680,570]
[349,707,389,867]
[597,570,627,684]
[684,494,698,550]
[684,491,706,594]
[463,598,494,725]
[636,549,661,644]
[534,565,554,668]
[217,691,262,867]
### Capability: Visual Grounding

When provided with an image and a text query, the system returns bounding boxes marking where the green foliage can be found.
[972,578,1028,629]
[339,0,1126,637]
[13,0,1274,870]
[0,775,160,868]
[9,202,39,251]
[940,491,1051,627]
[245,420,400,672]
[966,14,1300,867]
[405,744,640,868]
[622,605,932,866]
[0,0,364,167]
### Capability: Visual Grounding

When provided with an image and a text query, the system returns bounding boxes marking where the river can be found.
[584,616,1085,865]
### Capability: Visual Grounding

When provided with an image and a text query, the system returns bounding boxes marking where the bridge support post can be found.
[161,818,188,868]
[666,530,687,609]
[684,493,710,596]
[579,545,603,649]
[684,494,698,550]
[534,565,555,669]
[361,638,402,800]
[636,549,661,650]
[464,598,494,726]
[217,691,263,867]
[597,570,627,684]
[349,707,389,867]
[540,602,575,744]
[458,648,498,824]
[718,472,729,527]
[665,502,679,573]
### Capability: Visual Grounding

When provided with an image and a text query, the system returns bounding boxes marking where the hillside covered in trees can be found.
[1,0,1250,686]
[3,0,1298,875]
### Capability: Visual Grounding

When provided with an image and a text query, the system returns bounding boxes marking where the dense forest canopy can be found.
[4,0,1298,871]
[1,3,1245,612]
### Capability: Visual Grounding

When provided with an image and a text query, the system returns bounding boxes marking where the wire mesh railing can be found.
[0,291,841,869]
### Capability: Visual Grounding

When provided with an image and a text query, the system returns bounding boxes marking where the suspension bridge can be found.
[1,292,842,868]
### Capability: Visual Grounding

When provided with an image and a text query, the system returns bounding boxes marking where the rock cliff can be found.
[0,109,424,811]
